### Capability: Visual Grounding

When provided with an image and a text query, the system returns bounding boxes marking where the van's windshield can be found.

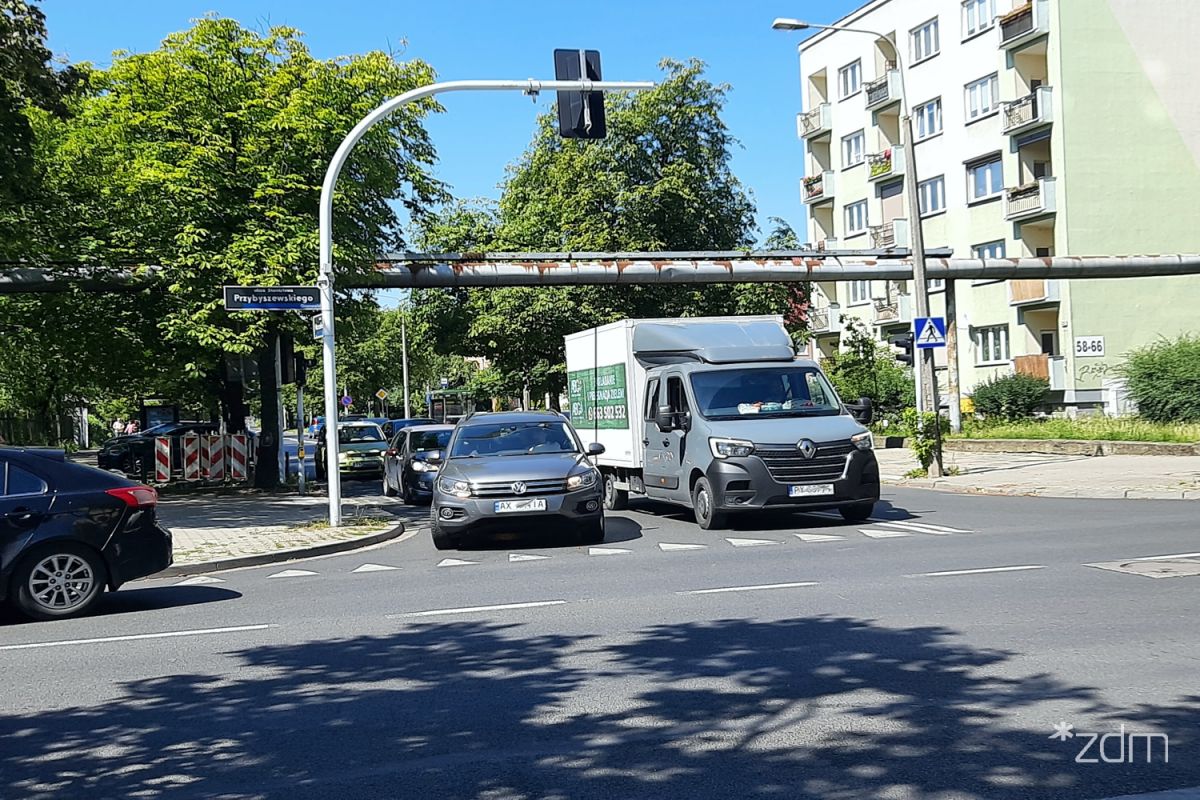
[689,367,843,420]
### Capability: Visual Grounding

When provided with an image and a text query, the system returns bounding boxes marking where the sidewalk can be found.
[875,448,1200,499]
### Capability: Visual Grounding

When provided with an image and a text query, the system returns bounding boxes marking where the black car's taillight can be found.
[106,485,158,508]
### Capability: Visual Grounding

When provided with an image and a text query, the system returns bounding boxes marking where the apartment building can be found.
[795,0,1200,412]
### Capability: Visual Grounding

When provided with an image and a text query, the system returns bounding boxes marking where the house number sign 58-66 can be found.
[1074,336,1105,358]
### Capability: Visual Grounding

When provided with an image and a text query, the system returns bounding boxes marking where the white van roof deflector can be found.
[632,319,795,366]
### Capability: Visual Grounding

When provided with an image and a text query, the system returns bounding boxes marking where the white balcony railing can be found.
[1009,278,1061,306]
[867,147,906,182]
[808,303,842,334]
[869,218,910,249]
[1003,85,1053,135]
[1004,176,1057,220]
[873,290,913,325]
[796,103,832,139]
[1000,0,1050,49]
[864,69,902,110]
[802,171,835,204]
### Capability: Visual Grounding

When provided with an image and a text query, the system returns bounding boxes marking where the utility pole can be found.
[401,310,411,419]
[946,280,962,433]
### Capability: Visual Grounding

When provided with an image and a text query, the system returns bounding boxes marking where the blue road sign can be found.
[914,316,947,349]
[341,395,353,407]
[223,286,321,311]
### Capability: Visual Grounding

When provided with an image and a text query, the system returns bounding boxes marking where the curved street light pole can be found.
[317,78,655,525]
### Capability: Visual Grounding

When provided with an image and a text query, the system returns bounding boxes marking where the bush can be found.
[1121,335,1200,423]
[970,373,1049,421]
[822,317,915,417]
[902,408,949,473]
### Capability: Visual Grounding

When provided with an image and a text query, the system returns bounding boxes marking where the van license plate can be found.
[789,484,834,497]
[495,498,548,513]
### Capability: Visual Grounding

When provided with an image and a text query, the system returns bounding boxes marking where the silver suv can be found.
[430,411,605,550]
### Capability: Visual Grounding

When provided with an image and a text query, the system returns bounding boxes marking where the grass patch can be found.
[954,417,1200,443]
[293,515,393,531]
[904,467,928,479]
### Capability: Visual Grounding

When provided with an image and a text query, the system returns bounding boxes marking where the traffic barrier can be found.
[182,434,201,481]
[205,435,226,482]
[229,434,249,481]
[154,437,171,483]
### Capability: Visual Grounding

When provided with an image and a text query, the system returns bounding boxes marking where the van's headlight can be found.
[437,477,471,498]
[566,470,598,490]
[851,431,874,451]
[710,438,755,458]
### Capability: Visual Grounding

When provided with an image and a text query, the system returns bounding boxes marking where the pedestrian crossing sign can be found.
[914,316,947,349]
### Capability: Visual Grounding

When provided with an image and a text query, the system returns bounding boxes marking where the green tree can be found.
[822,316,914,418]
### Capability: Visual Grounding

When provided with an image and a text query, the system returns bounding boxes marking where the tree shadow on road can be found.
[1,615,1194,799]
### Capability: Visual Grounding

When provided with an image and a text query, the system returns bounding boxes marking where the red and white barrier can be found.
[229,434,249,481]
[181,434,201,481]
[204,435,226,482]
[154,437,171,483]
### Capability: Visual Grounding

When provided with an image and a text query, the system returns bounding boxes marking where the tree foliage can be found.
[821,316,914,418]
[970,372,1049,421]
[1120,334,1200,423]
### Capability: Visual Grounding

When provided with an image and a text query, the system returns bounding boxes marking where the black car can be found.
[1,448,173,620]
[382,424,452,504]
[381,417,436,439]
[97,420,219,476]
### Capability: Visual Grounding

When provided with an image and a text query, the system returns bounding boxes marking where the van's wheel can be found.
[839,502,875,522]
[603,473,628,511]
[692,478,726,530]
[576,515,606,545]
[11,543,108,621]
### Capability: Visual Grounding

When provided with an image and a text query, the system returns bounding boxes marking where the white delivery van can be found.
[564,316,879,529]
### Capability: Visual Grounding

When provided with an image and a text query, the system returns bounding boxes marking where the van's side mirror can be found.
[587,442,606,456]
[846,396,874,425]
[655,405,675,433]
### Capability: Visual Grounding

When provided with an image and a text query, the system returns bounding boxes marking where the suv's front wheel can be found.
[431,508,458,550]
[576,515,605,545]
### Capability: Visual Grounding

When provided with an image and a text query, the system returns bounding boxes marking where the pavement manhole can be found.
[1085,557,1200,579]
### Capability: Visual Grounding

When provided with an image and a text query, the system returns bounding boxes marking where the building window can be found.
[849,280,871,305]
[844,200,868,235]
[972,240,1006,284]
[911,18,941,63]
[928,279,945,292]
[918,175,946,216]
[841,129,865,168]
[974,325,1010,365]
[965,73,999,120]
[962,0,995,38]
[838,60,862,99]
[967,156,1003,202]
[915,98,942,140]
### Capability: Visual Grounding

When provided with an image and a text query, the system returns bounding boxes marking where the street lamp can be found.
[773,16,943,475]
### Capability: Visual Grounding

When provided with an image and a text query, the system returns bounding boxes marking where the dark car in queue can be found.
[315,421,388,480]
[97,420,219,476]
[383,424,453,504]
[1,448,173,620]
[381,417,437,440]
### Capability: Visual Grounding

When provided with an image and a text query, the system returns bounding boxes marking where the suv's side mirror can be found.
[846,396,874,425]
[655,405,675,433]
[587,442,606,456]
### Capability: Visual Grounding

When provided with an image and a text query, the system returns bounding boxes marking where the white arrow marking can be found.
[267,569,318,578]
[725,537,781,547]
[859,529,911,538]
[509,553,551,562]
[658,542,707,551]
[588,547,631,556]
[436,558,479,567]
[794,533,846,543]
[875,520,972,534]
[173,575,225,585]
[352,563,400,573]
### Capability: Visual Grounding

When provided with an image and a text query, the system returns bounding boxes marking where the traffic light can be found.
[888,332,914,366]
[554,49,606,139]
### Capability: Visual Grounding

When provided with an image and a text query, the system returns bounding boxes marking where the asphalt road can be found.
[3,488,1199,800]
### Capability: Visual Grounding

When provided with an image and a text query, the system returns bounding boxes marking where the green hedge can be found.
[970,372,1049,421]
[1121,335,1200,423]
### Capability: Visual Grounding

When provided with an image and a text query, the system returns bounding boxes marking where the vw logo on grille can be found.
[511,481,528,495]
[796,439,818,460]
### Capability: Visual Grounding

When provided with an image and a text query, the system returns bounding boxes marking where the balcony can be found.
[867,147,905,182]
[864,69,902,110]
[1000,0,1049,50]
[1003,86,1053,135]
[869,218,910,249]
[1014,353,1067,390]
[802,171,834,205]
[797,103,832,140]
[1009,278,1061,306]
[808,304,842,335]
[1004,176,1057,221]
[873,290,913,326]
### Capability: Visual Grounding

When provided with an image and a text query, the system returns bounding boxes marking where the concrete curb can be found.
[883,478,1199,501]
[160,522,409,577]
[882,438,1200,456]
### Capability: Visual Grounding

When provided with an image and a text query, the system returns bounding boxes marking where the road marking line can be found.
[352,563,400,573]
[794,533,846,543]
[268,569,318,578]
[394,600,567,618]
[0,624,277,652]
[859,528,911,538]
[173,576,225,585]
[679,581,819,596]
[509,553,551,562]
[588,547,631,556]
[914,565,1046,578]
[658,542,707,551]
[875,520,972,534]
[725,537,781,547]
[436,558,479,567]
[1128,551,1200,562]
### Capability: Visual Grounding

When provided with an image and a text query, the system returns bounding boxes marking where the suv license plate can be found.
[495,498,548,513]
[789,484,834,497]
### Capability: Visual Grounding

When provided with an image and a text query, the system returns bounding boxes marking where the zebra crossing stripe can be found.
[659,543,707,551]
[875,520,973,534]
[509,553,551,562]
[859,529,911,538]
[725,537,781,547]
[794,533,845,543]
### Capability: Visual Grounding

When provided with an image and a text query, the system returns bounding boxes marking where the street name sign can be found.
[223,286,321,311]
[914,316,947,349]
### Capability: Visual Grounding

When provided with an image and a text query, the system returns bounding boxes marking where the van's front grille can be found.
[471,478,567,499]
[755,440,853,483]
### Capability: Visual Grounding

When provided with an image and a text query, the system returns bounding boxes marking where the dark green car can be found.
[315,422,388,480]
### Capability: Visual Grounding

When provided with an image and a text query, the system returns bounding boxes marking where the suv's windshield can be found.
[337,424,384,444]
[411,430,452,451]
[690,367,842,419]
[450,421,579,458]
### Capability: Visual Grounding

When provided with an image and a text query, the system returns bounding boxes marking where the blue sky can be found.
[43,0,861,244]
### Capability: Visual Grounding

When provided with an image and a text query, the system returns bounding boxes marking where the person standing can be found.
[112,419,125,438]
[124,419,139,435]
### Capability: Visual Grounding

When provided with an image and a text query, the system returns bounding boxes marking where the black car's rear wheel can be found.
[12,543,108,621]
